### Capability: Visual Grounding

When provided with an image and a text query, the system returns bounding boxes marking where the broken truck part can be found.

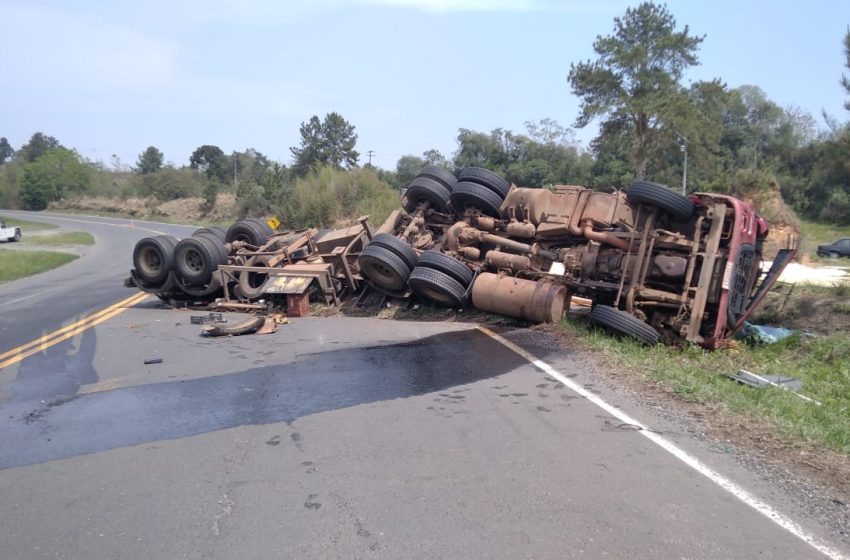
[125,167,795,348]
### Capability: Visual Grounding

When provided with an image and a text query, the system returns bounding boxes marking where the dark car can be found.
[817,238,850,258]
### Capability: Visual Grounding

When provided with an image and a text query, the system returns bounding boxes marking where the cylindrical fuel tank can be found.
[485,251,531,273]
[471,272,566,323]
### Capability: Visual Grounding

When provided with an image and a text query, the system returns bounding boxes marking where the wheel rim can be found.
[362,259,406,291]
[185,248,204,273]
[139,247,162,276]
[413,283,455,304]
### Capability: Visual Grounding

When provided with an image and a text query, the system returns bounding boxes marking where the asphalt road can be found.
[0,211,195,351]
[0,212,846,559]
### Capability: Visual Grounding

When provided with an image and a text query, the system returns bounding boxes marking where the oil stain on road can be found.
[0,329,525,469]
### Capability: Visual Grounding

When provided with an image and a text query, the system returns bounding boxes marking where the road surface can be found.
[0,211,846,560]
[0,211,195,352]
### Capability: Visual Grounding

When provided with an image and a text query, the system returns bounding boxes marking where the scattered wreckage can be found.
[126,166,796,347]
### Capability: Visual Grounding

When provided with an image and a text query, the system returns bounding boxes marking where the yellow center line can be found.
[0,292,150,371]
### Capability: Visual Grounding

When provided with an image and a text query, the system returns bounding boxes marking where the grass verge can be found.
[22,231,95,246]
[0,248,79,283]
[560,318,850,455]
[0,215,59,231]
[799,218,850,257]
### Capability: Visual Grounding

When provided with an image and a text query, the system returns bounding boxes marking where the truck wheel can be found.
[244,217,275,236]
[225,220,268,246]
[408,267,466,307]
[627,181,694,222]
[195,232,229,265]
[368,233,418,270]
[416,251,473,287]
[12,230,21,242]
[403,176,452,213]
[193,226,226,242]
[236,255,273,299]
[358,245,411,292]
[133,235,178,285]
[416,165,457,191]
[829,251,840,259]
[590,305,660,345]
[458,167,511,198]
[174,235,225,286]
[450,181,504,218]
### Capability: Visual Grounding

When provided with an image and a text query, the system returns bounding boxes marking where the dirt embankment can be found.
[49,194,239,224]
[734,177,801,262]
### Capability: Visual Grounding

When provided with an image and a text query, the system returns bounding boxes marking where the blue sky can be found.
[3,0,849,170]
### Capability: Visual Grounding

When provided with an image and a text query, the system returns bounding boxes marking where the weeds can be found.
[563,318,850,454]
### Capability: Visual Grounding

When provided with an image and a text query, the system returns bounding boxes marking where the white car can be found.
[0,219,22,242]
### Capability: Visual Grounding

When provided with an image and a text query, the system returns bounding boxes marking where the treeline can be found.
[1,2,849,227]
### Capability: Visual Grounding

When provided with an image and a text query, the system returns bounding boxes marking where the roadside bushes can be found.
[283,166,398,228]
[19,148,93,210]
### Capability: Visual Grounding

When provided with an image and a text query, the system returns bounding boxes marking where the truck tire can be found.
[195,232,229,265]
[358,245,411,292]
[236,255,273,300]
[193,226,226,242]
[368,233,418,270]
[244,217,275,236]
[590,305,660,345]
[416,165,457,191]
[133,235,178,285]
[408,267,466,307]
[402,176,452,213]
[416,251,473,287]
[226,220,268,246]
[627,181,694,222]
[174,235,225,286]
[450,181,504,218]
[458,167,511,198]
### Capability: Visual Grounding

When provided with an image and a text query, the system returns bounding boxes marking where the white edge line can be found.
[477,326,847,560]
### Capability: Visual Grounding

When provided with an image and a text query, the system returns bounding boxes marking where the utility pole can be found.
[366,150,375,166]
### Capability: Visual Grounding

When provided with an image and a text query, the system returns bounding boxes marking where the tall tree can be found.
[135,146,164,175]
[16,132,61,163]
[0,137,13,165]
[568,2,704,179]
[290,112,359,176]
[842,28,850,111]
[189,145,229,182]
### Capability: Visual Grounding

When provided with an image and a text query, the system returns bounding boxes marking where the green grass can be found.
[0,215,59,231]
[0,248,79,283]
[561,318,850,454]
[22,231,95,246]
[799,218,850,257]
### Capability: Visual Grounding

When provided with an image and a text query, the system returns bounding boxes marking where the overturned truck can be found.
[126,167,795,348]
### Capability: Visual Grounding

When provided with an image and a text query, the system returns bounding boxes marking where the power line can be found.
[366,150,375,165]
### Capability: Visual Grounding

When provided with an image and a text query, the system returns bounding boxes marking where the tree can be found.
[395,155,426,189]
[568,2,704,180]
[0,138,13,166]
[290,112,359,176]
[135,146,164,175]
[189,145,229,182]
[16,132,61,163]
[422,149,448,167]
[842,28,850,111]
[19,148,92,210]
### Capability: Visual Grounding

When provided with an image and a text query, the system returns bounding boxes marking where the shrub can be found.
[283,166,399,228]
